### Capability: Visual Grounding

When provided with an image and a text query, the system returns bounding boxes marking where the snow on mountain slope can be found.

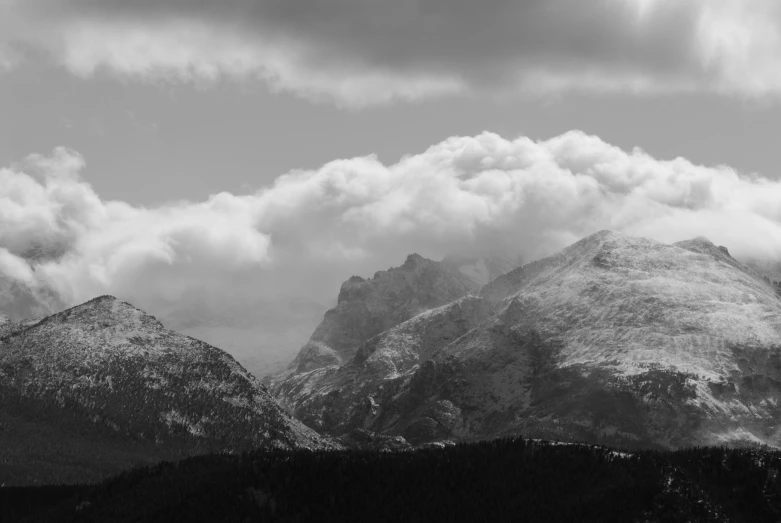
[272,296,494,433]
[272,253,481,382]
[273,231,781,449]
[0,295,337,485]
[480,232,781,380]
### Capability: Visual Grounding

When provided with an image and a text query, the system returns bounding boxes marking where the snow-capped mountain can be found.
[272,253,481,380]
[272,231,781,449]
[0,295,337,485]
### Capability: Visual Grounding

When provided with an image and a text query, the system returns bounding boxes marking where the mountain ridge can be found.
[272,230,781,449]
[0,295,338,486]
[271,253,481,382]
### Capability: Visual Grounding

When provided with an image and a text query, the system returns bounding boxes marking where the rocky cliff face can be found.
[0,296,337,485]
[276,254,482,378]
[273,231,781,449]
[272,295,494,431]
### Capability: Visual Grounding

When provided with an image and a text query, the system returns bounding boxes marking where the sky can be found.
[3,0,781,376]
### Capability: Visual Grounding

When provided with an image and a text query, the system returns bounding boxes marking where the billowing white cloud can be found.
[2,0,781,105]
[3,131,781,374]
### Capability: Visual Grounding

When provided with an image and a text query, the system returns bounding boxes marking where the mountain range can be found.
[4,230,781,487]
[270,231,781,449]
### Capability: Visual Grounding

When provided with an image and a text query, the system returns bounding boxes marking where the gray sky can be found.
[2,62,780,207]
[3,0,781,375]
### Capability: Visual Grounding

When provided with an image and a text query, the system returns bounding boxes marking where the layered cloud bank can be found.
[3,130,781,373]
[2,0,781,105]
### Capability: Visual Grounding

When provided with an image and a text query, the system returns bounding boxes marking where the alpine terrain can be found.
[269,253,481,383]
[272,231,781,449]
[0,296,336,486]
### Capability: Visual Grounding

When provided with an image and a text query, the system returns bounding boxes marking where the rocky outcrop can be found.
[272,295,494,433]
[275,254,482,379]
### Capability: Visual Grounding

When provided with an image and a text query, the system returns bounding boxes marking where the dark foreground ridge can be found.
[4,437,781,523]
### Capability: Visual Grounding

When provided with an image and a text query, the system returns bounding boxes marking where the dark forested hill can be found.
[4,438,781,523]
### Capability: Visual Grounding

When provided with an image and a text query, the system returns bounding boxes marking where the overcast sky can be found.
[3,0,781,375]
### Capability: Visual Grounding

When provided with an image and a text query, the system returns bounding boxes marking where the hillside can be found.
[272,295,494,431]
[273,231,781,449]
[5,438,781,523]
[0,296,337,486]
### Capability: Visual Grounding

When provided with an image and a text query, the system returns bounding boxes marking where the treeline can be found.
[4,437,781,522]
[0,387,203,487]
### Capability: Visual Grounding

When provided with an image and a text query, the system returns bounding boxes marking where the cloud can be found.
[0,40,20,71]
[4,131,781,373]
[2,0,781,105]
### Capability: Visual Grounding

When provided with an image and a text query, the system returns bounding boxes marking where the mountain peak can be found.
[561,229,637,256]
[691,235,714,245]
[277,254,481,376]
[0,296,338,484]
[576,229,625,244]
[88,294,121,303]
[402,253,428,269]
[591,229,620,239]
[673,236,735,263]
[63,294,146,315]
[77,294,130,312]
[26,294,167,339]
